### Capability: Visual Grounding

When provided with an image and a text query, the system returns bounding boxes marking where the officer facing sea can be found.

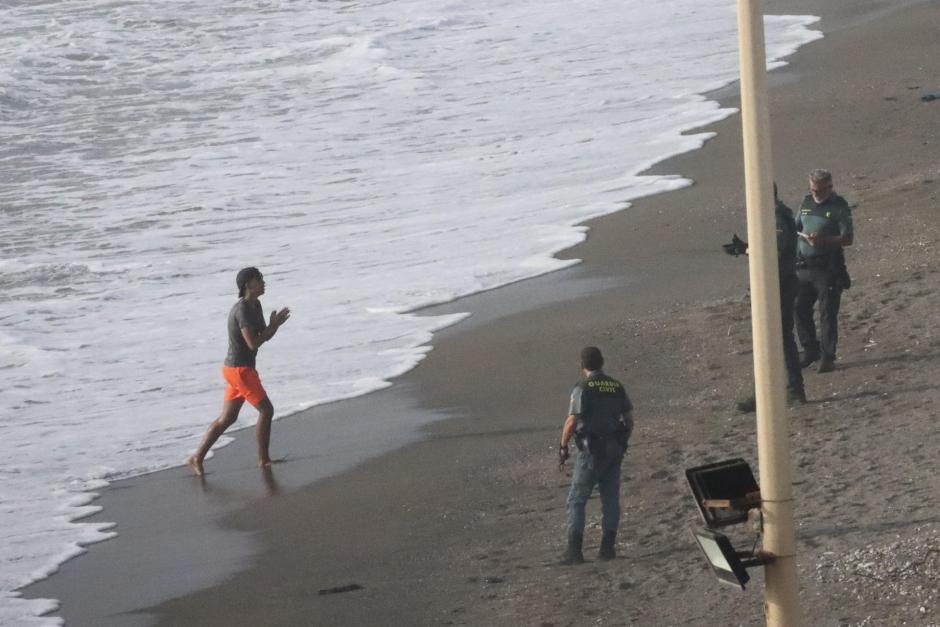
[558,347,633,565]
[731,183,806,412]
[774,184,807,402]
[795,169,854,373]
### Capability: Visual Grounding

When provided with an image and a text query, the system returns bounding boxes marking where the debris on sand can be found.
[814,526,940,620]
[317,583,364,595]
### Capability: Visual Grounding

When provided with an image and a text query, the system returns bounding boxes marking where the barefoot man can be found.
[188,267,290,476]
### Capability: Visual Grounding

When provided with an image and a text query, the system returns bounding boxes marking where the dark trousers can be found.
[566,440,624,535]
[795,269,843,359]
[780,273,804,392]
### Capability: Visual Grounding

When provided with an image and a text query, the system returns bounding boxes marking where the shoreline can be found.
[23,1,940,625]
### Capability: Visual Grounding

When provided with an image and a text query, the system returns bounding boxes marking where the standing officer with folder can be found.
[795,169,854,373]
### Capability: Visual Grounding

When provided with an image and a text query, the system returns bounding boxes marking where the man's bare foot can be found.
[187,456,205,476]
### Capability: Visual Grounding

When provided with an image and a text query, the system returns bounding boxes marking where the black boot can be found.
[787,387,807,404]
[799,348,820,369]
[599,530,617,560]
[817,355,836,373]
[560,531,584,565]
[735,395,756,414]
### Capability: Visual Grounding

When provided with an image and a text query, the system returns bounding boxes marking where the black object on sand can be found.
[317,583,364,595]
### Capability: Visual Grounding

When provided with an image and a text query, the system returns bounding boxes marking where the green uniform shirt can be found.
[569,371,633,441]
[796,193,853,259]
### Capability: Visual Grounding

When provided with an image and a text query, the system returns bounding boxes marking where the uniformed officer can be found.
[775,184,807,401]
[795,169,854,373]
[732,183,806,413]
[558,347,633,564]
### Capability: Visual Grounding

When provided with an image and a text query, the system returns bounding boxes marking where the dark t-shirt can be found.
[224,298,265,368]
[775,200,798,279]
[569,371,633,440]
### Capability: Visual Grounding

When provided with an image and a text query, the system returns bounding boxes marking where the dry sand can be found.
[24,0,940,625]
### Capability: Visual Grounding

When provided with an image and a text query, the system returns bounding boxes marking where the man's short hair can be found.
[236,266,262,297]
[580,346,604,371]
[809,169,832,184]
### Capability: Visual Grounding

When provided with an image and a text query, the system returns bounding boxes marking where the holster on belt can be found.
[796,253,832,270]
[796,251,851,289]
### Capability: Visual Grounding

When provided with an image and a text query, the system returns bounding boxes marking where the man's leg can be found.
[817,280,843,372]
[780,275,805,400]
[252,396,275,467]
[795,274,821,366]
[189,399,245,475]
[563,452,595,564]
[596,449,624,560]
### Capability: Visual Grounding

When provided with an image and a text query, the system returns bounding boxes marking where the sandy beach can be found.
[24,0,940,625]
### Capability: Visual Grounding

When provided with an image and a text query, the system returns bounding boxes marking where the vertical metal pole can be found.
[735,1,801,625]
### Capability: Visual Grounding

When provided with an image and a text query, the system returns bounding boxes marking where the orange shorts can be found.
[222,366,268,406]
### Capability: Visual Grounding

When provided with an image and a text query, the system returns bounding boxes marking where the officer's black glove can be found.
[558,444,570,470]
[721,233,749,257]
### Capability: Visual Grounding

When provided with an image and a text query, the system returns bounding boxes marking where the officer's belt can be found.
[796,254,833,270]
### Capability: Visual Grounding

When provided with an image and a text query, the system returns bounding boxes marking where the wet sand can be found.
[23,0,940,625]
